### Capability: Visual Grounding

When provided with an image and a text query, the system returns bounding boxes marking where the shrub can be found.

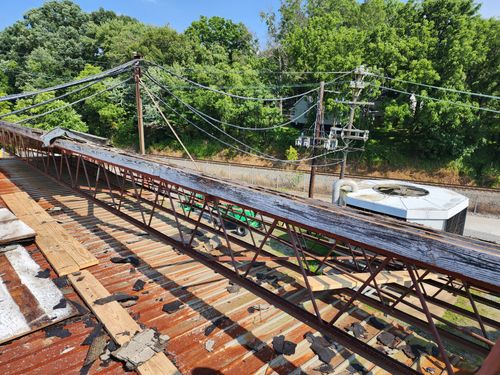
[285,146,298,161]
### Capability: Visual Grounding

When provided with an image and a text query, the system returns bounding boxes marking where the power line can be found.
[0,76,111,119]
[145,79,296,161]
[189,102,317,131]
[175,66,352,75]
[367,72,500,100]
[144,69,350,132]
[372,83,500,114]
[153,82,325,90]
[16,78,132,124]
[147,84,291,161]
[144,60,321,102]
[144,72,317,131]
[0,60,135,103]
[140,79,200,171]
[142,83,345,164]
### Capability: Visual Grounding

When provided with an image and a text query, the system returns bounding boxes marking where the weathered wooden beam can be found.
[2,191,98,275]
[1,120,499,290]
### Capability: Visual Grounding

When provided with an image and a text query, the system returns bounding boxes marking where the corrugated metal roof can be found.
[0,158,453,374]
[0,241,126,375]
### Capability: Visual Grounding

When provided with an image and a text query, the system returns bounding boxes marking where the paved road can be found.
[464,214,500,244]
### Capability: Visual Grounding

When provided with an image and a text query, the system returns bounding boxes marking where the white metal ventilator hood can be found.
[344,180,469,230]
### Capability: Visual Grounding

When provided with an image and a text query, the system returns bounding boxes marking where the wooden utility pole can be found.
[133,54,145,155]
[308,81,325,198]
[340,66,367,179]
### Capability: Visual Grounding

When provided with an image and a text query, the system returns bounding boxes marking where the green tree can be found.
[13,92,87,131]
[0,0,497,185]
[73,64,128,137]
[94,17,149,65]
[285,145,299,160]
[185,16,256,62]
[0,0,98,90]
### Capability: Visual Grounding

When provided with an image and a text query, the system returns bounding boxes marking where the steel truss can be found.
[1,122,499,374]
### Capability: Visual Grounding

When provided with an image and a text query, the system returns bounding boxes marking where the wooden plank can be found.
[7,195,55,225]
[295,270,441,291]
[38,221,98,268]
[1,192,98,274]
[29,235,80,276]
[2,192,78,276]
[1,193,53,223]
[68,270,180,375]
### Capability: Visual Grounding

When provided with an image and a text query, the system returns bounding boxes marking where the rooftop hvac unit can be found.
[341,180,469,235]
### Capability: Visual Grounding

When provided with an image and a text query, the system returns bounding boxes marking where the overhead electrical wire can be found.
[187,102,317,131]
[16,78,132,124]
[154,82,324,91]
[0,76,109,119]
[175,66,352,76]
[144,60,321,102]
[144,73,350,164]
[144,76,304,161]
[0,60,135,103]
[371,83,500,114]
[142,81,345,165]
[146,82,302,161]
[144,69,350,131]
[164,92,345,165]
[140,79,200,171]
[144,71,317,131]
[367,72,500,100]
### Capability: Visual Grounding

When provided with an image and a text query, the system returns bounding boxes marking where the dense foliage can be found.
[0,0,498,185]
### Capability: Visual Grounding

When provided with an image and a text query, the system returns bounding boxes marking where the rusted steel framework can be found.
[1,121,499,374]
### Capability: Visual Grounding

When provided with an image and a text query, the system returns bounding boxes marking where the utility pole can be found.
[340,66,367,179]
[133,54,145,155]
[308,81,325,198]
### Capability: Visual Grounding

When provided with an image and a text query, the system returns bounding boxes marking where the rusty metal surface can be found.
[0,174,127,375]
[0,244,126,375]
[0,159,332,374]
[0,122,498,373]
[0,157,479,374]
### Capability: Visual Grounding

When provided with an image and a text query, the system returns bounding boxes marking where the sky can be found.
[0,0,498,47]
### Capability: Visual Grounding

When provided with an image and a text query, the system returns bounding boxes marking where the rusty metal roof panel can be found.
[0,158,457,374]
[0,159,335,374]
[0,241,128,375]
